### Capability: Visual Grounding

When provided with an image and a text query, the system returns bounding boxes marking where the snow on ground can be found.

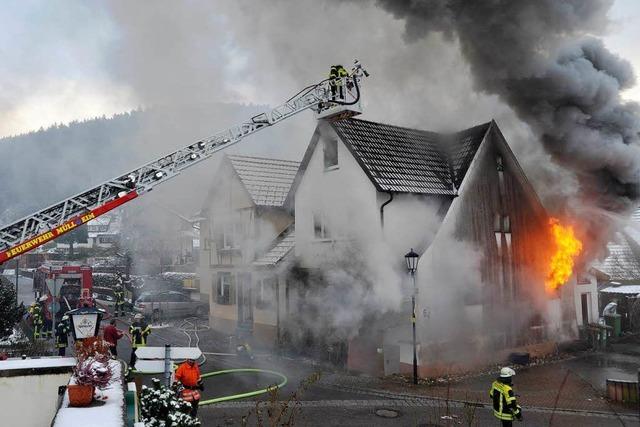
[0,357,76,370]
[54,359,124,427]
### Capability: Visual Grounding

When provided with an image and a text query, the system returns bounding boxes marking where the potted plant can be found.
[68,338,114,407]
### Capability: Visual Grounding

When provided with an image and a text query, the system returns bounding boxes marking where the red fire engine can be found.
[34,264,94,321]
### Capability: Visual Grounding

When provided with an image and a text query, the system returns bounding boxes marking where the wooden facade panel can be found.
[453,127,554,347]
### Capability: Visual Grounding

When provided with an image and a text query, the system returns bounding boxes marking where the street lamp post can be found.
[405,248,420,385]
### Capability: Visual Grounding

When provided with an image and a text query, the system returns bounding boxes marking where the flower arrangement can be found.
[68,337,115,407]
[73,354,114,388]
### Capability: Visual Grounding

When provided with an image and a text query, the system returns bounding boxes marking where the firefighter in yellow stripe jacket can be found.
[129,313,151,368]
[489,367,522,426]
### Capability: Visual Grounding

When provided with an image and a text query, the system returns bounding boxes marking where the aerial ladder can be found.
[0,62,369,264]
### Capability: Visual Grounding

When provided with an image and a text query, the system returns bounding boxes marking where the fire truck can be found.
[34,263,94,327]
[0,61,369,262]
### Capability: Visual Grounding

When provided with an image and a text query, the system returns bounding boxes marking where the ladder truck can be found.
[0,62,369,264]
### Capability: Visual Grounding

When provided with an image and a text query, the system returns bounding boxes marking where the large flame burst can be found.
[545,218,583,293]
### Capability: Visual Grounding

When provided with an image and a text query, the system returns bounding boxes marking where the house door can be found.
[237,273,253,332]
[581,293,590,326]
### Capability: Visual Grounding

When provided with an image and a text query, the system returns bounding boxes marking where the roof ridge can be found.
[227,153,301,165]
[347,117,492,137]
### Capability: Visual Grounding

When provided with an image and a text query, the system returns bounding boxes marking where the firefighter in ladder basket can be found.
[329,64,349,101]
[175,357,203,418]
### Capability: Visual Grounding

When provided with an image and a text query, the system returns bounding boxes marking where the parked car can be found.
[134,291,208,320]
[93,286,133,310]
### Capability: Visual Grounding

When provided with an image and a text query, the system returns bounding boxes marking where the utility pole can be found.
[14,258,19,305]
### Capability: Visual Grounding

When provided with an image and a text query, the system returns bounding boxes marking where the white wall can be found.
[295,124,379,267]
[574,274,599,326]
[0,372,72,427]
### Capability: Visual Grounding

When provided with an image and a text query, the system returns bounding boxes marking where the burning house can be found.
[287,117,590,375]
[197,154,299,345]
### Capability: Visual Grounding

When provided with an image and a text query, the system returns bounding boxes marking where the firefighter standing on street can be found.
[489,367,522,426]
[28,301,44,339]
[129,313,151,368]
[175,358,203,418]
[55,315,71,356]
[329,64,349,101]
[114,278,125,317]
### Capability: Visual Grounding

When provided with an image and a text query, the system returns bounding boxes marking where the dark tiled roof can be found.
[330,119,491,195]
[227,155,300,207]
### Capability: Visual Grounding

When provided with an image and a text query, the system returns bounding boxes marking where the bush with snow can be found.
[140,379,200,427]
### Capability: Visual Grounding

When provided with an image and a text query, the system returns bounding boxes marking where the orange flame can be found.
[545,218,583,293]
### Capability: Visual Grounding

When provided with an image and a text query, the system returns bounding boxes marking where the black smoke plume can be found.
[372,0,640,249]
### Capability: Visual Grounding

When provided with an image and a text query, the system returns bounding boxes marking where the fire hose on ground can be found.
[130,365,288,406]
[119,317,288,405]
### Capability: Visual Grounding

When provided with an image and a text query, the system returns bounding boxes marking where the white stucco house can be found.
[286,117,583,375]
[197,154,299,346]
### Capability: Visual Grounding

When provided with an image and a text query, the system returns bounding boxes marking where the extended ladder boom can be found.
[0,62,368,263]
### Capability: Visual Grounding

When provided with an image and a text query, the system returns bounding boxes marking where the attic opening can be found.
[324,137,338,169]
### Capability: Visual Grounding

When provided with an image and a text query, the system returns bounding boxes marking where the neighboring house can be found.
[289,117,581,376]
[197,154,299,345]
[56,212,121,250]
[592,208,640,331]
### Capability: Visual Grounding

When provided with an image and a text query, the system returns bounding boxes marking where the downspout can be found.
[380,191,394,228]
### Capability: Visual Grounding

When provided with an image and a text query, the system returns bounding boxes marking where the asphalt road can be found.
[109,317,639,427]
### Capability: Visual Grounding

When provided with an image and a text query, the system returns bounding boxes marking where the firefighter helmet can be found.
[500,367,516,378]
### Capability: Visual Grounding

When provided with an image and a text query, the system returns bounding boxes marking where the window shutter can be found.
[229,274,236,304]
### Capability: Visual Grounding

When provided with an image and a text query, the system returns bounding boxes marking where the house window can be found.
[216,222,242,250]
[255,276,276,309]
[313,212,330,239]
[216,272,235,305]
[324,138,338,169]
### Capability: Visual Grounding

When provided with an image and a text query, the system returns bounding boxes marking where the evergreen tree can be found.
[0,278,25,340]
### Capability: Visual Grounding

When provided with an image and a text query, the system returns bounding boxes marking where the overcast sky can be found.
[1,0,640,138]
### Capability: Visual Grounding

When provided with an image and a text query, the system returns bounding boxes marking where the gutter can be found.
[380,191,394,228]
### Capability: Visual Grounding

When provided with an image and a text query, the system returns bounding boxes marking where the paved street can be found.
[109,316,640,427]
[8,280,637,427]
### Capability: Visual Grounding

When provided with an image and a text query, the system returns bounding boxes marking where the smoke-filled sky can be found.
[3,0,640,238]
[2,0,639,138]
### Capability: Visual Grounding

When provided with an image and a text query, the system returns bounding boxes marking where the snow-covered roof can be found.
[600,284,640,295]
[0,357,76,371]
[253,228,295,267]
[87,213,122,238]
[227,155,300,207]
[593,232,640,280]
